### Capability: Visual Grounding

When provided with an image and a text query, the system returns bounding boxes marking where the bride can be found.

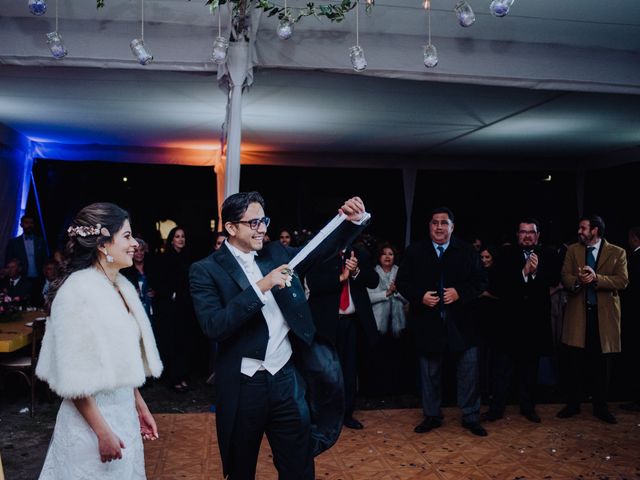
[36,202,163,479]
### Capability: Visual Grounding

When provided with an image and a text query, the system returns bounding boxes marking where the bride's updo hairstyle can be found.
[45,202,130,313]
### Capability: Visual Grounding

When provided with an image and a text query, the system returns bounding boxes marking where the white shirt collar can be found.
[225,241,257,266]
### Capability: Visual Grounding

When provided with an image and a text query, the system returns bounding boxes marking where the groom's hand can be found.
[339,196,366,222]
[258,264,292,292]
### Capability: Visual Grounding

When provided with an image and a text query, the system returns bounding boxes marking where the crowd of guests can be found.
[3,209,639,432]
[3,198,640,480]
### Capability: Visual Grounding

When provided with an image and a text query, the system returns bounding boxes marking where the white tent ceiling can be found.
[0,0,639,170]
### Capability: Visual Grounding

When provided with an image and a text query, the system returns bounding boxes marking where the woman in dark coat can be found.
[153,227,201,392]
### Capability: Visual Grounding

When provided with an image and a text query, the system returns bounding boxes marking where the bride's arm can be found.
[72,397,125,462]
[135,388,159,441]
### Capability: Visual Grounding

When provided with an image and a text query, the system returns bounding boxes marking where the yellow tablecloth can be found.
[0,311,45,353]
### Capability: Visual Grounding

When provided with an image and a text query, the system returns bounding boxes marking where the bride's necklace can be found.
[97,262,130,313]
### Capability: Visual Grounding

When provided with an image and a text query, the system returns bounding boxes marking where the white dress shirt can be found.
[225,241,293,377]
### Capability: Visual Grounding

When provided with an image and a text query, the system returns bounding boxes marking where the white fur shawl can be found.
[36,267,163,399]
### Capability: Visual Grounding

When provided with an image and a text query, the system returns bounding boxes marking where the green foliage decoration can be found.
[96,0,373,23]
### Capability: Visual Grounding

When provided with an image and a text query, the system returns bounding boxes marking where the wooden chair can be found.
[0,318,46,417]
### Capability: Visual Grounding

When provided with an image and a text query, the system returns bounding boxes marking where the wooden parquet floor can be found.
[145,405,640,479]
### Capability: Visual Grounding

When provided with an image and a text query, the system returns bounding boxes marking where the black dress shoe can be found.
[593,409,617,424]
[413,416,442,433]
[343,417,364,429]
[556,405,580,419]
[521,411,541,423]
[462,421,488,437]
[480,411,503,422]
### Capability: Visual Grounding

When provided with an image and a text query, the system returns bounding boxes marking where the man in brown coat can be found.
[557,215,628,424]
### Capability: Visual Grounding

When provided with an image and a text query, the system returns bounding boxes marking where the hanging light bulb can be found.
[423,1,437,68]
[349,1,367,71]
[46,32,67,59]
[130,39,153,65]
[276,0,294,40]
[28,0,47,15]
[349,45,367,71]
[130,0,153,65]
[211,36,229,64]
[454,0,475,27]
[423,44,438,68]
[211,5,228,64]
[277,16,293,40]
[489,0,514,17]
[45,0,67,59]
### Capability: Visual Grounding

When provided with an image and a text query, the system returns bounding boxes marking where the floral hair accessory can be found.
[67,223,110,238]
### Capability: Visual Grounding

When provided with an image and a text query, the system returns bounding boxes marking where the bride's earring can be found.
[104,249,114,263]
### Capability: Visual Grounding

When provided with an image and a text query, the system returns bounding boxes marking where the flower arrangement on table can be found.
[0,293,24,323]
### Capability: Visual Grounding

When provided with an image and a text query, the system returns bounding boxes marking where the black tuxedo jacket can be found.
[5,234,47,278]
[492,244,561,354]
[396,237,486,355]
[306,244,380,347]
[189,220,366,475]
[2,276,33,301]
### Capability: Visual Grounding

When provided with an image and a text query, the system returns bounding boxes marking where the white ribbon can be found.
[288,213,347,272]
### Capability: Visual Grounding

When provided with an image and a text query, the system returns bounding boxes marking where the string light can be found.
[490,0,514,17]
[28,0,47,16]
[423,0,437,68]
[130,0,153,65]
[454,0,476,27]
[349,0,367,71]
[45,0,67,59]
[211,4,229,64]
[276,0,294,40]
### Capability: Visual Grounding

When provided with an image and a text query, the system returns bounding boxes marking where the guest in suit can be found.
[189,192,370,480]
[619,226,640,411]
[396,207,488,437]
[557,215,628,424]
[1,258,33,304]
[482,218,560,423]
[306,239,379,429]
[5,215,47,288]
[34,258,59,308]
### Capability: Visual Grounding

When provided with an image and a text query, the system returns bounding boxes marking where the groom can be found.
[189,191,370,479]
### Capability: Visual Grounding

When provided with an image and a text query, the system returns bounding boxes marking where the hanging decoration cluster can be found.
[33,0,516,69]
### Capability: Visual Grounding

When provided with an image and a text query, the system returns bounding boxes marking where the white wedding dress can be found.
[39,387,146,480]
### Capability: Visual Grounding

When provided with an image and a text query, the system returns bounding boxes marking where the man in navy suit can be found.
[396,207,488,437]
[5,215,47,291]
[189,192,370,480]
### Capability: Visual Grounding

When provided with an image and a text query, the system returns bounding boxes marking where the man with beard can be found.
[482,218,560,423]
[557,215,628,424]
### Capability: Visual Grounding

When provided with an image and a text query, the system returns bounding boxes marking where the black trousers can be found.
[335,313,359,418]
[488,349,538,415]
[228,362,314,480]
[563,305,612,409]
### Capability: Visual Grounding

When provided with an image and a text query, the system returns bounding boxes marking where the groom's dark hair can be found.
[221,191,266,224]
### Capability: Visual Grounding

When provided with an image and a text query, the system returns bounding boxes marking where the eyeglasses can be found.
[518,230,538,235]
[232,216,271,230]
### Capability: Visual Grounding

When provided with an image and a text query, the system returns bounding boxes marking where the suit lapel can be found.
[595,240,611,271]
[215,245,252,291]
[255,251,275,278]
